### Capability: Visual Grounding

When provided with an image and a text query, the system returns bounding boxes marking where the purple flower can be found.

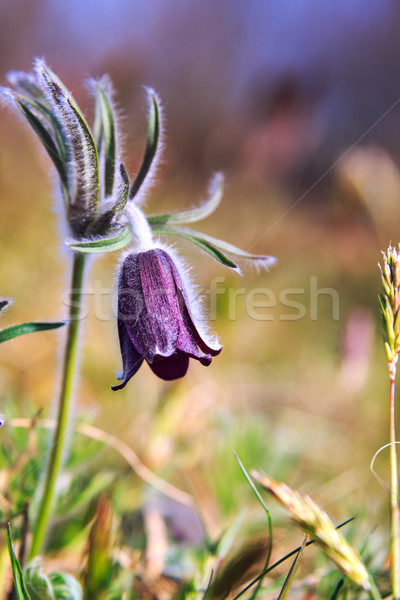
[112,248,222,389]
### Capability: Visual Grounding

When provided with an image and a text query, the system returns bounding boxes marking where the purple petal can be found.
[119,250,179,360]
[111,319,144,390]
[149,352,190,380]
[115,248,222,384]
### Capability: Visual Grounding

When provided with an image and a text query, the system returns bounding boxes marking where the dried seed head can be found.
[379,245,400,378]
[252,472,371,591]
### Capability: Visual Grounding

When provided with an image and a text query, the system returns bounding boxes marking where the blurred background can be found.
[1,0,400,589]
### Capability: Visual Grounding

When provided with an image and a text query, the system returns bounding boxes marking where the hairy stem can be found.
[30,252,86,557]
[390,375,400,598]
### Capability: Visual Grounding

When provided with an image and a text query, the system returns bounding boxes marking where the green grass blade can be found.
[232,518,355,600]
[6,524,31,600]
[277,535,308,600]
[233,452,273,599]
[330,578,345,599]
[0,321,65,343]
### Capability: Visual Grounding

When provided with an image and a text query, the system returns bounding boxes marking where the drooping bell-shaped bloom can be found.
[112,248,222,388]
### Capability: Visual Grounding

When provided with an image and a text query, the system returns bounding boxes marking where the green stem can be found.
[368,577,383,600]
[390,375,400,599]
[30,252,86,558]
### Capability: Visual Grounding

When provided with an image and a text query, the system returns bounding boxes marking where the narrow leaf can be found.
[7,70,46,101]
[233,451,273,600]
[231,519,355,600]
[149,173,224,225]
[68,227,131,254]
[277,536,308,600]
[37,66,100,219]
[110,163,130,216]
[152,224,276,270]
[36,60,83,114]
[152,224,239,270]
[129,88,161,200]
[6,524,31,600]
[94,81,116,197]
[0,322,65,344]
[5,89,69,162]
[15,98,67,187]
[68,99,100,210]
[330,579,345,599]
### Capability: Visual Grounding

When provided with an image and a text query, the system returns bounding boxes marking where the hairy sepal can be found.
[14,95,68,189]
[152,224,276,272]
[129,87,163,204]
[35,62,100,232]
[149,173,224,226]
[92,78,117,198]
[67,226,132,254]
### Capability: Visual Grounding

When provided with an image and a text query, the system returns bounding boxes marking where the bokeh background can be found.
[1,0,400,588]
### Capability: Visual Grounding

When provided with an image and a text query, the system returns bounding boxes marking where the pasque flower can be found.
[112,247,221,388]
[2,59,276,387]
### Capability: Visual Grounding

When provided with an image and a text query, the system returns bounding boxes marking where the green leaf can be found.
[277,536,307,599]
[24,564,82,600]
[25,563,54,600]
[151,224,276,270]
[7,524,31,600]
[330,579,345,599]
[68,227,131,254]
[12,91,71,170]
[149,173,224,225]
[38,65,100,216]
[152,224,239,269]
[94,81,116,197]
[0,321,65,344]
[110,163,130,217]
[15,97,68,188]
[48,573,82,600]
[68,100,100,211]
[37,60,83,114]
[129,88,161,200]
[7,70,46,101]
